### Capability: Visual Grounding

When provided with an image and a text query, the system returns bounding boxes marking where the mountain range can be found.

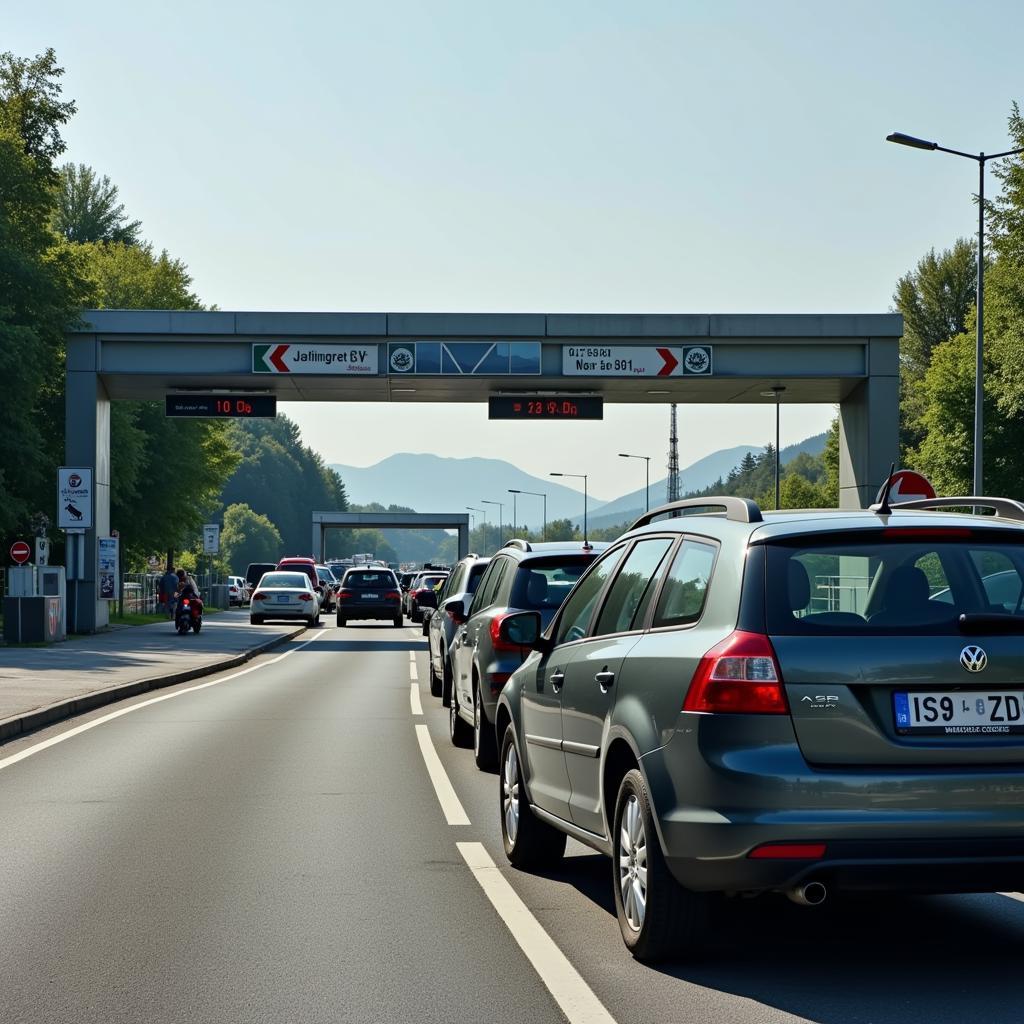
[330,432,827,530]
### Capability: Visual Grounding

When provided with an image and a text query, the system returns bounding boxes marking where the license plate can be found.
[276,594,291,603]
[362,593,379,600]
[894,690,1024,735]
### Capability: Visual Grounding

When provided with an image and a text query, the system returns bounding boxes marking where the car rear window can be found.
[259,573,309,588]
[415,575,446,590]
[510,555,595,611]
[345,571,396,588]
[764,530,1024,635]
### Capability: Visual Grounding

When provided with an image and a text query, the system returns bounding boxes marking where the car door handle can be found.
[595,670,616,690]
[550,669,565,692]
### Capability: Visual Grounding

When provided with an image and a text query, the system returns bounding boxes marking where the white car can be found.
[249,571,320,626]
[227,575,250,606]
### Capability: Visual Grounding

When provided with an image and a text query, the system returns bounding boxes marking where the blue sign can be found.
[387,341,541,375]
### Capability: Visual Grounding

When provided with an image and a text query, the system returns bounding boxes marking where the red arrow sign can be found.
[656,348,679,376]
[10,540,31,564]
[269,344,290,372]
[876,470,937,504]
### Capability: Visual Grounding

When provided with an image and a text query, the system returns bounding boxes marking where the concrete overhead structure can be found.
[66,310,901,631]
[312,511,469,563]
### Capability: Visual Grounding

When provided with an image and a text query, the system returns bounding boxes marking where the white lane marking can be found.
[0,632,327,773]
[457,842,617,1024]
[1000,892,1024,903]
[409,662,419,681]
[414,724,469,826]
[408,650,415,662]
[410,683,423,716]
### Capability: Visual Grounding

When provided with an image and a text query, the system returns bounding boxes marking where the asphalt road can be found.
[3,619,1024,1024]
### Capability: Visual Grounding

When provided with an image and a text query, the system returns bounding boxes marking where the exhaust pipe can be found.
[787,881,827,906]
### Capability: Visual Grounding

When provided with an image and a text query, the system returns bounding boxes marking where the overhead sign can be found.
[877,470,937,504]
[562,345,713,378]
[57,466,93,529]
[387,341,542,376]
[166,394,277,418]
[252,344,379,375]
[488,396,604,420]
[203,524,220,555]
[10,540,31,565]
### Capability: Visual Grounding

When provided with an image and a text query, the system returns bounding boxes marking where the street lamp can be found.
[550,472,588,544]
[886,130,1024,495]
[760,386,785,510]
[481,499,504,543]
[465,505,482,530]
[506,489,519,536]
[509,488,547,540]
[618,453,651,512]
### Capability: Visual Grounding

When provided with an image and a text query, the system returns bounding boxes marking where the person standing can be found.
[160,565,179,618]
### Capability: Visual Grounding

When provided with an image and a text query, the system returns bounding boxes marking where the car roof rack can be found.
[879,496,1024,523]
[629,497,763,531]
[502,539,533,551]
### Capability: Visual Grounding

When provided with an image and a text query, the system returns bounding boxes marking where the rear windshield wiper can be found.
[959,612,1024,635]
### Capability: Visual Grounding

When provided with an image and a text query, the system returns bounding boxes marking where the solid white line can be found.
[0,632,326,774]
[414,724,469,825]
[456,842,617,1024]
[1000,892,1024,903]
[409,662,419,681]
[410,682,423,716]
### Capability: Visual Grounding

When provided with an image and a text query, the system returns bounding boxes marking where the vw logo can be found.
[960,646,988,673]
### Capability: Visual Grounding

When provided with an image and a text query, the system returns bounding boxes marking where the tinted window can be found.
[415,575,446,590]
[595,538,674,637]
[509,555,597,612]
[259,573,309,589]
[766,532,1024,634]
[466,562,489,593]
[554,548,625,645]
[471,558,511,614]
[653,540,716,628]
[345,571,397,589]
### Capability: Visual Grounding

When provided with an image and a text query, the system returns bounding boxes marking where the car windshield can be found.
[259,573,309,589]
[765,529,1024,635]
[317,568,335,582]
[345,572,395,588]
[510,555,594,611]
[416,576,446,590]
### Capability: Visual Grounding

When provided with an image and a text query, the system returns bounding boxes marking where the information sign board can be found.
[57,467,93,529]
[252,344,378,375]
[488,396,604,420]
[98,536,119,600]
[562,345,712,378]
[203,524,220,555]
[166,395,277,417]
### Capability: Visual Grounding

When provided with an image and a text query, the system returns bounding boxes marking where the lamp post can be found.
[550,472,588,544]
[466,505,483,551]
[507,490,518,536]
[510,489,547,540]
[481,500,504,545]
[886,130,1024,495]
[618,453,651,512]
[760,386,785,510]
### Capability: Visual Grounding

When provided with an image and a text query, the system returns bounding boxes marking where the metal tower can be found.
[667,404,681,502]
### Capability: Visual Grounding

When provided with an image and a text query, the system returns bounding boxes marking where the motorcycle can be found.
[174,594,204,635]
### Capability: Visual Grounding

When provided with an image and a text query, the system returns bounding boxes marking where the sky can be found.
[9,0,1024,499]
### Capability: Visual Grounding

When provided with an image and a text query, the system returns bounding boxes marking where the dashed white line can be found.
[409,662,419,681]
[0,631,327,774]
[410,682,423,716]
[457,842,617,1024]
[414,724,470,825]
[408,650,416,662]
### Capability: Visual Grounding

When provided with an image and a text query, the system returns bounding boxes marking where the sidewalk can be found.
[0,610,306,742]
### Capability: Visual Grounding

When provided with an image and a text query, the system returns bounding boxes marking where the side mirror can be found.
[498,611,546,651]
[444,596,467,625]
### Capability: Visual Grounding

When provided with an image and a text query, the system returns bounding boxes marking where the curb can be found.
[0,625,307,745]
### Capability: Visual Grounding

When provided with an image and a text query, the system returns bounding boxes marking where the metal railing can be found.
[811,575,872,614]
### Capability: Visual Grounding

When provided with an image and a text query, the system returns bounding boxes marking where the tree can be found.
[545,518,580,542]
[81,239,201,308]
[220,503,282,571]
[54,163,142,244]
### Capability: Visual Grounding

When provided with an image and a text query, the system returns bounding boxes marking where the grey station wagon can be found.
[495,495,1024,961]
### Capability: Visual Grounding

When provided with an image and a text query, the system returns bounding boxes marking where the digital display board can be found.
[488,396,603,420]
[165,395,277,418]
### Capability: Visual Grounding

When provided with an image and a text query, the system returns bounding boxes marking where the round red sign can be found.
[876,469,937,505]
[10,540,31,564]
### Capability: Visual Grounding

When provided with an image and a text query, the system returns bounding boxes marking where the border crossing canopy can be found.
[66,310,902,631]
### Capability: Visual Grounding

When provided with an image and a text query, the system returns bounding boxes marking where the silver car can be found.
[249,571,319,626]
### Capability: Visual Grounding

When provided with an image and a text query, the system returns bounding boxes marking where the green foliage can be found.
[220,503,283,572]
[80,240,202,308]
[55,163,142,244]
[0,48,75,162]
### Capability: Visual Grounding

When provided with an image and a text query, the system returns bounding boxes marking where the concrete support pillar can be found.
[457,525,469,559]
[312,520,322,561]
[65,338,110,633]
[838,341,900,508]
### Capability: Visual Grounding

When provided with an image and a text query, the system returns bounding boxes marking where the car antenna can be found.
[875,462,897,516]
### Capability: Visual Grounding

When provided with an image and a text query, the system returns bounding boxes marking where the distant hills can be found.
[331,432,827,531]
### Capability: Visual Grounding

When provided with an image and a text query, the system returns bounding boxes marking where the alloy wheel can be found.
[618,794,648,932]
[474,691,481,756]
[502,740,520,844]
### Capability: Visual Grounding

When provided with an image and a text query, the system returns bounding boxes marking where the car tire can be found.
[250,616,263,625]
[449,686,472,748]
[307,616,317,627]
[336,615,346,627]
[473,685,498,772]
[393,615,403,627]
[428,654,442,698]
[441,656,453,708]
[499,724,566,870]
[612,768,708,963]
[411,607,420,624]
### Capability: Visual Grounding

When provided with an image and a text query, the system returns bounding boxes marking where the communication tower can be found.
[667,404,681,503]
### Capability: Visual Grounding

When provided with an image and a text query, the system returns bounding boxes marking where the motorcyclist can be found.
[174,569,204,624]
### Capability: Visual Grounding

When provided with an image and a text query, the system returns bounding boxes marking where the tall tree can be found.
[220,503,283,571]
[54,163,142,244]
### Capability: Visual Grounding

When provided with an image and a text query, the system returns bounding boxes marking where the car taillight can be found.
[414,587,430,597]
[490,614,527,653]
[338,589,353,600]
[299,593,314,602]
[252,592,267,601]
[748,842,826,860]
[683,630,788,714]
[385,591,401,600]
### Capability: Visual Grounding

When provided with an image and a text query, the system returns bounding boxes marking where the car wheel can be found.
[393,615,403,627]
[250,615,263,625]
[428,653,442,698]
[441,656,453,708]
[473,685,498,772]
[449,685,472,748]
[612,768,708,962]
[336,614,346,627]
[499,724,566,870]
[411,607,420,624]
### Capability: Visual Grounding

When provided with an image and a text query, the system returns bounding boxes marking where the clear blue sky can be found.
[9,1,1023,498]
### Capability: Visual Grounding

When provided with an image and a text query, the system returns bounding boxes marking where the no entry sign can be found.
[10,540,31,564]
[877,470,937,504]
